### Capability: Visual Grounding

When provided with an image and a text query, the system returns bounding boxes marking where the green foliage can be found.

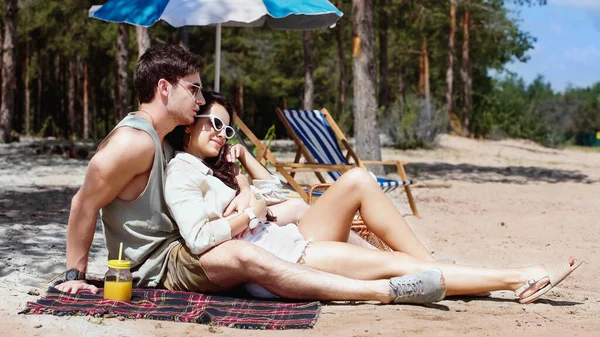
[5,0,598,149]
[382,95,448,149]
[483,75,600,147]
[252,124,277,162]
[263,124,277,149]
[39,116,60,138]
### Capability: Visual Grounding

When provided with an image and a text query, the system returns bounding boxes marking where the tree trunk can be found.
[24,40,31,136]
[108,87,114,136]
[418,48,424,96]
[423,36,431,103]
[233,80,244,118]
[33,65,44,132]
[92,86,97,140]
[336,0,346,119]
[461,9,472,137]
[446,0,457,127]
[89,65,97,140]
[67,58,77,140]
[136,26,150,59]
[0,21,3,109]
[83,61,89,139]
[57,55,68,137]
[397,68,406,110]
[352,0,383,175]
[0,0,17,143]
[179,27,189,51]
[115,23,130,124]
[302,31,314,110]
[377,0,390,112]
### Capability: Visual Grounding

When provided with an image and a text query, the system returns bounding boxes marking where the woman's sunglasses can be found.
[196,114,236,139]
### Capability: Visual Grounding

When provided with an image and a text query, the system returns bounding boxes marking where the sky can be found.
[503,0,600,92]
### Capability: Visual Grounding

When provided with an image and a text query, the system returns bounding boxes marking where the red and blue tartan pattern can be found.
[19,286,321,330]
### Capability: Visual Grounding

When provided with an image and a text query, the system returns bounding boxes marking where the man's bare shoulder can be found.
[99,127,156,156]
[76,127,158,208]
[93,127,156,171]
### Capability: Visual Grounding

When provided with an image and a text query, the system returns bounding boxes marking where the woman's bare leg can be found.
[269,198,377,249]
[269,198,310,226]
[298,168,435,261]
[347,230,378,249]
[302,241,565,298]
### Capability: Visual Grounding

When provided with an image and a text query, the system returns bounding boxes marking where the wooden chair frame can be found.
[233,114,393,250]
[275,107,420,217]
[233,114,348,201]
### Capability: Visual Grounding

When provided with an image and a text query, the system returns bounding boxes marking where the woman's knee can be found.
[339,167,376,190]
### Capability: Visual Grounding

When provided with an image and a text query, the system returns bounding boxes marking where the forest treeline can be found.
[0,0,598,150]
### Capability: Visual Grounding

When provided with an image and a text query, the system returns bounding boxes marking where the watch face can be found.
[65,269,81,281]
[249,219,260,230]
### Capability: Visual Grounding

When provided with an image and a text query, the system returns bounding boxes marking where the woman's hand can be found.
[235,194,268,239]
[224,187,252,217]
[250,194,268,221]
[225,144,247,163]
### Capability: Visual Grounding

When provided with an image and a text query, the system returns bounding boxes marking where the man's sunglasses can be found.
[195,114,236,139]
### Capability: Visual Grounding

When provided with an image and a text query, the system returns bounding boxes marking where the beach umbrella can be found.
[89,0,343,91]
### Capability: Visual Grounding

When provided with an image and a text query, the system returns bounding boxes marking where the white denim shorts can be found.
[239,221,311,298]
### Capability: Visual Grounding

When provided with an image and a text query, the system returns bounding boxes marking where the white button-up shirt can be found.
[164,151,286,255]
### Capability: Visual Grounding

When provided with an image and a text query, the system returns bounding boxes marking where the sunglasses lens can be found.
[212,117,224,131]
[226,127,235,139]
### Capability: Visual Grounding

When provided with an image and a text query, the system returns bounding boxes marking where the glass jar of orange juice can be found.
[103,260,132,301]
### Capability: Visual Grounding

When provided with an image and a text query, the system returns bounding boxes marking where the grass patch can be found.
[563,145,600,153]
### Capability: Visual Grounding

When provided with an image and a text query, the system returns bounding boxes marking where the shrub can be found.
[380,95,448,149]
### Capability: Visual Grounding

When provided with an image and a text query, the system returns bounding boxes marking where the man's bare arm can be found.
[58,128,155,293]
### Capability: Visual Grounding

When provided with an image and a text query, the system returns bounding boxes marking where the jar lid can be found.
[108,259,131,269]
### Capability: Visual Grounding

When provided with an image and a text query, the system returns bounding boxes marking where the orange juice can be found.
[104,280,132,301]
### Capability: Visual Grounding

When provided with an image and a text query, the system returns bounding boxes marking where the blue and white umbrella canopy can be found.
[89,0,342,29]
[89,0,343,91]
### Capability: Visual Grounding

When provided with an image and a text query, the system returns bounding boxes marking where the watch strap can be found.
[65,268,86,281]
[243,208,260,230]
[243,208,257,221]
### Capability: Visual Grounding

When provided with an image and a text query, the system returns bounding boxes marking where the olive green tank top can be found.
[100,114,179,287]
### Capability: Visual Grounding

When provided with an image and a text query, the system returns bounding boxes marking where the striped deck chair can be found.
[233,114,352,200]
[233,114,394,250]
[276,108,419,218]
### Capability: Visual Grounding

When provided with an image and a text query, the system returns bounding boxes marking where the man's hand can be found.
[223,187,252,217]
[55,280,98,294]
[225,144,247,163]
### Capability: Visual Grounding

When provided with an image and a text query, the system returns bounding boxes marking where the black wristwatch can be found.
[65,268,86,281]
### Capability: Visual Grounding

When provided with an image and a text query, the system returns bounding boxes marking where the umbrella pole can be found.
[214,23,221,92]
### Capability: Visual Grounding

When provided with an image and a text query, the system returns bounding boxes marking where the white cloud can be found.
[550,1,600,32]
[549,21,563,35]
[564,45,600,65]
[548,0,600,9]
[549,0,600,9]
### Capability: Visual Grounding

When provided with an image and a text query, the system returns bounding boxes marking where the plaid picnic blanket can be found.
[19,286,321,330]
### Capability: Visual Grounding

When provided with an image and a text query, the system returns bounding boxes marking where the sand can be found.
[1,135,599,336]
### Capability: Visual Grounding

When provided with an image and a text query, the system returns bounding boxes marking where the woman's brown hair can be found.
[167,91,240,192]
[166,91,278,222]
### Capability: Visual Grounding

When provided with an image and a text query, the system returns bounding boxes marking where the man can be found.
[56,44,442,305]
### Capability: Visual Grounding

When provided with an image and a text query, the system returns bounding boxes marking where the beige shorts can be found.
[161,242,224,293]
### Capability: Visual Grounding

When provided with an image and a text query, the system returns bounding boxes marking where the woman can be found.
[164,91,581,304]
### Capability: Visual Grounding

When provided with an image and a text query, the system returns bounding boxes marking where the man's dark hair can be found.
[134,44,204,103]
